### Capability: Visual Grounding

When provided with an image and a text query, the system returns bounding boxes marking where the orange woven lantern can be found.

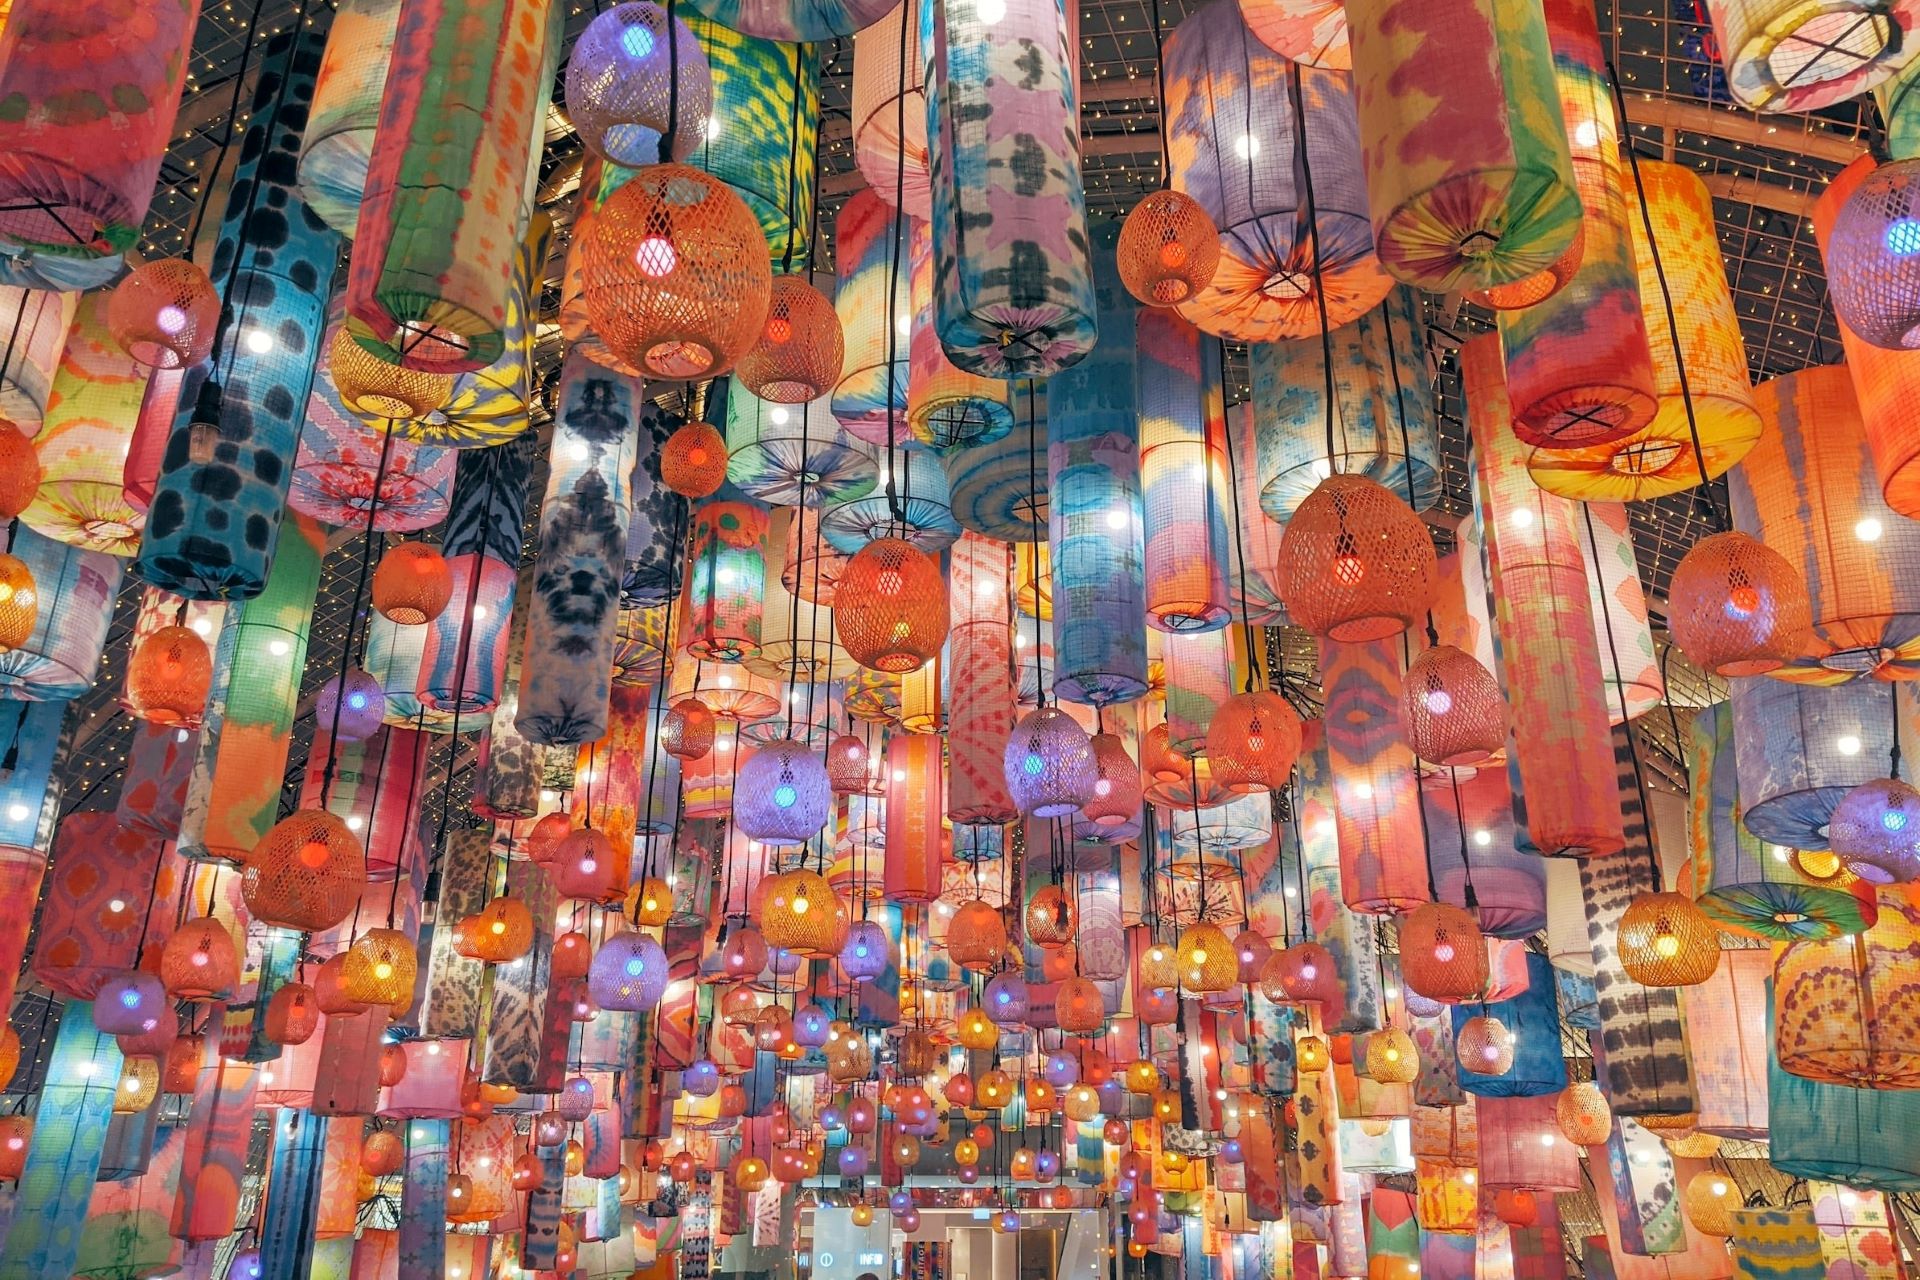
[363,1130,405,1176]
[580,163,773,381]
[630,876,673,928]
[1617,891,1720,987]
[163,1035,202,1094]
[1457,1014,1516,1075]
[661,420,729,497]
[1683,1171,1736,1236]
[1493,1189,1539,1228]
[1124,1058,1160,1094]
[1081,731,1144,828]
[947,899,1008,971]
[552,930,593,980]
[1206,690,1304,792]
[738,275,844,403]
[733,1154,771,1193]
[243,809,366,932]
[1399,902,1489,1001]
[127,624,213,728]
[1666,531,1813,676]
[115,1056,162,1113]
[1365,1027,1419,1083]
[0,425,40,521]
[265,981,320,1046]
[0,555,38,651]
[316,953,371,1018]
[1177,920,1238,993]
[1137,939,1180,992]
[1270,940,1338,1004]
[1400,644,1506,765]
[108,257,220,369]
[835,537,949,674]
[758,868,842,957]
[552,827,625,903]
[160,917,238,1001]
[1117,190,1222,308]
[524,811,574,864]
[1026,883,1078,949]
[978,1068,1014,1109]
[1278,473,1436,641]
[1056,975,1107,1032]
[329,326,456,420]
[661,696,717,760]
[469,897,535,963]
[372,542,454,625]
[0,1117,32,1180]
[956,1004,1000,1050]
[1295,1034,1332,1073]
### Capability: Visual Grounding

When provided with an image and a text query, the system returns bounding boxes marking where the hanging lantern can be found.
[662,697,718,761]
[956,1005,999,1051]
[1026,884,1078,949]
[590,930,672,1014]
[109,258,220,371]
[1366,1028,1420,1084]
[553,828,627,904]
[110,1055,162,1115]
[1050,976,1104,1033]
[839,919,890,980]
[1456,1015,1515,1076]
[265,982,321,1046]
[725,392,874,513]
[1138,940,1181,994]
[983,971,1028,1024]
[95,972,168,1038]
[160,918,239,1002]
[0,426,41,524]
[313,668,386,743]
[826,731,879,794]
[1401,645,1505,766]
[0,555,37,652]
[662,420,731,500]
[466,898,535,964]
[948,901,1008,971]
[1297,1034,1333,1074]
[1704,0,1920,112]
[372,542,453,625]
[1616,891,1722,987]
[1206,690,1304,793]
[828,190,912,441]
[1178,920,1239,993]
[734,740,832,846]
[340,928,418,1008]
[1399,904,1488,1002]
[1421,768,1545,939]
[1118,191,1222,308]
[1776,885,1920,1086]
[835,537,948,673]
[1681,1171,1738,1237]
[1667,531,1813,676]
[1136,307,1232,633]
[1556,1081,1611,1145]
[1079,731,1143,837]
[738,277,846,404]
[1830,777,1920,883]
[330,327,456,421]
[1233,930,1273,985]
[126,624,213,728]
[243,809,367,933]
[565,2,713,166]
[758,869,843,957]
[1730,674,1918,851]
[1279,475,1436,641]
[1004,707,1097,817]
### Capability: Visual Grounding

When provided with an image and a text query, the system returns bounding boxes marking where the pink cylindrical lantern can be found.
[1475,1093,1580,1191]
[1136,308,1231,634]
[1320,637,1427,914]
[1684,948,1770,1141]
[946,533,1016,825]
[885,733,942,902]
[378,1040,469,1120]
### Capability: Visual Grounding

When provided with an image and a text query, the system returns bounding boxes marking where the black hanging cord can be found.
[320,430,396,805]
[1286,63,1340,471]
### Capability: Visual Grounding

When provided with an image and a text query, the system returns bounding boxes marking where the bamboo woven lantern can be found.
[0,426,40,522]
[948,900,1008,971]
[1206,689,1303,792]
[1400,903,1489,1001]
[1178,920,1239,992]
[1004,706,1098,818]
[1683,1171,1737,1236]
[1617,891,1721,987]
[372,542,453,625]
[127,624,214,728]
[108,258,220,370]
[331,327,456,421]
[1828,777,1920,884]
[1401,644,1506,765]
[340,928,417,1008]
[564,2,712,165]
[0,556,39,651]
[1278,474,1436,641]
[661,420,730,498]
[1026,884,1078,949]
[265,982,320,1046]
[758,869,842,957]
[1366,1028,1420,1084]
[738,276,845,403]
[1456,1014,1516,1075]
[835,536,949,674]
[160,918,238,1002]
[0,1117,32,1181]
[467,897,535,963]
[113,1056,162,1114]
[244,808,368,932]
[661,697,717,760]
[1555,1082,1611,1144]
[1118,190,1222,309]
[1667,531,1813,676]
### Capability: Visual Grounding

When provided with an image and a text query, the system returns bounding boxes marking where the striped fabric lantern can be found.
[1251,286,1440,523]
[1136,309,1231,635]
[1575,502,1664,724]
[1733,364,1920,683]
[298,0,401,234]
[685,16,819,260]
[1320,638,1427,915]
[346,0,559,373]
[1345,0,1580,292]
[1731,675,1920,851]
[1048,222,1148,706]
[1702,0,1920,111]
[1165,0,1387,342]
[681,501,772,664]
[420,440,538,716]
[516,352,642,746]
[1464,336,1623,858]
[0,0,200,260]
[1684,948,1770,1140]
[908,220,1013,450]
[0,288,76,433]
[725,386,877,508]
[926,0,1097,377]
[22,291,148,554]
[1529,160,1762,501]
[293,346,455,532]
[750,508,855,681]
[851,0,932,214]
[1495,0,1656,447]
[685,0,890,40]
[0,526,123,700]
[943,416,1048,544]
[1420,768,1545,939]
[947,533,1016,825]
[830,191,912,446]
[135,27,339,602]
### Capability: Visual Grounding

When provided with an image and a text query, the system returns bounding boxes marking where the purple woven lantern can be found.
[984,971,1029,1024]
[732,738,832,846]
[316,667,388,742]
[1004,707,1098,818]
[588,930,670,1011]
[565,2,712,166]
[1828,777,1920,884]
[557,1075,597,1122]
[95,971,169,1038]
[840,919,891,980]
[1827,159,1920,351]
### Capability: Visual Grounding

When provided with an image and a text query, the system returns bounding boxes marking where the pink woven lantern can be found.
[1401,643,1506,766]
[107,259,220,370]
[1667,531,1813,676]
[1278,474,1436,641]
[1828,160,1920,350]
[1400,904,1489,1002]
[738,276,845,404]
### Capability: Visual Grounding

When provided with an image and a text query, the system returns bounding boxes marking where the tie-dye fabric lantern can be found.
[1136,309,1231,634]
[0,0,200,259]
[1775,885,1920,1087]
[685,16,819,261]
[1767,979,1920,1191]
[947,533,1016,825]
[1240,0,1349,65]
[819,449,960,553]
[752,509,855,681]
[852,0,933,215]
[566,3,713,166]
[686,0,891,40]
[682,500,771,665]
[412,213,553,449]
[347,0,560,374]
[908,221,1013,450]
[22,291,148,554]
[418,434,535,715]
[830,191,913,446]
[725,387,876,508]
[1732,365,1920,684]
[1320,638,1427,915]
[0,288,75,434]
[1164,1,1388,341]
[1575,503,1663,724]
[1345,0,1580,292]
[1421,769,1544,939]
[943,418,1048,544]
[135,28,339,602]
[1449,952,1565,1098]
[0,525,122,701]
[1701,0,1920,112]
[299,0,401,234]
[925,0,1098,377]
[1685,949,1771,1141]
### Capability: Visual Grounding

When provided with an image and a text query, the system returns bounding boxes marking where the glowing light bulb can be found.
[245,329,274,354]
[634,236,678,277]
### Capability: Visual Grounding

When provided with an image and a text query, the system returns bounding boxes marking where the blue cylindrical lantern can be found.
[0,526,123,700]
[1449,951,1565,1098]
[624,397,685,608]
[1767,979,1920,1191]
[419,433,536,717]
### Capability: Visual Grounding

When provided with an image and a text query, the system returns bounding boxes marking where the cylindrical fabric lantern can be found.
[1345,0,1579,291]
[1048,220,1148,706]
[1463,336,1623,858]
[830,190,913,446]
[1251,286,1440,523]
[819,448,960,553]
[1495,0,1656,447]
[1733,363,1920,683]
[1528,159,1762,501]
[1476,1093,1580,1190]
[908,221,1013,451]
[1164,626,1238,756]
[134,27,339,602]
[1135,309,1230,634]
[884,732,942,902]
[0,0,200,259]
[298,725,428,879]
[1576,502,1664,724]
[1320,637,1429,916]
[728,389,875,511]
[293,350,455,532]
[23,290,149,553]
[1420,768,1544,939]
[345,0,559,373]
[1684,948,1770,1140]
[419,433,535,716]
[947,533,1016,825]
[516,352,642,746]
[472,691,542,821]
[852,0,932,213]
[1731,672,1920,851]
[33,815,164,1000]
[298,0,401,235]
[684,15,819,260]
[943,415,1048,544]
[1775,885,1920,1086]
[1766,977,1920,1191]
[1690,699,1874,941]
[1164,1,1386,341]
[624,397,687,608]
[1241,0,1349,64]
[1448,951,1566,1098]
[686,0,889,40]
[0,525,122,700]
[680,500,771,664]
[926,0,1096,377]
[0,288,76,433]
[1702,0,1920,112]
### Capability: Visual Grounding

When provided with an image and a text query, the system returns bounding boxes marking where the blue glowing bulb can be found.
[625,955,647,977]
[347,693,367,710]
[1022,752,1044,777]
[1888,218,1920,258]
[774,783,797,808]
[995,990,1010,1005]
[855,945,870,958]
[620,22,656,59]
[1885,807,1909,832]
[119,987,142,1009]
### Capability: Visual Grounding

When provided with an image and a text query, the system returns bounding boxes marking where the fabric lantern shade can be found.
[0,0,200,259]
[566,2,713,166]
[1733,364,1920,683]
[725,387,875,509]
[32,815,163,1000]
[684,16,819,260]
[851,0,931,213]
[0,526,122,700]
[0,288,76,435]
[819,446,960,553]
[1135,308,1231,634]
[1477,1093,1580,1191]
[299,726,429,878]
[1702,0,1920,111]
[420,433,535,716]
[1464,336,1623,857]
[909,219,1013,450]
[621,401,686,609]
[1048,220,1149,706]
[925,0,1096,377]
[1345,0,1579,292]
[1163,1,1388,341]
[298,0,401,233]
[885,732,943,901]
[362,611,456,732]
[1577,502,1664,724]
[1448,951,1565,1097]
[1240,0,1349,64]
[942,418,1048,545]
[421,213,553,447]
[135,28,338,601]
[1420,768,1544,938]
[1684,948,1770,1140]
[1766,977,1920,1191]
[1529,159,1761,501]
[1775,885,1920,1086]
[751,509,857,681]
[829,190,912,444]
[292,354,456,531]
[24,290,150,553]
[680,500,771,664]
[947,532,1016,824]
[1320,637,1428,914]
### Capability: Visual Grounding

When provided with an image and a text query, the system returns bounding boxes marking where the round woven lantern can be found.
[1365,1027,1419,1083]
[1493,1189,1539,1228]
[955,1004,999,1050]
[1617,891,1721,987]
[1667,1130,1722,1159]
[738,276,845,403]
[107,258,219,369]
[1080,731,1144,830]
[160,917,238,1002]
[0,555,39,651]
[983,970,1028,1023]
[372,542,453,625]
[127,624,213,728]
[1233,930,1273,984]
[1399,903,1489,1001]
[553,828,624,903]
[115,1055,162,1114]
[1457,1014,1516,1075]
[330,327,456,421]
[734,739,832,846]
[631,877,673,928]
[363,1130,407,1179]
[826,731,880,794]
[1138,940,1180,993]
[661,697,717,760]
[316,954,370,1018]
[662,420,730,497]
[948,899,1008,970]
[1117,190,1222,308]
[1667,531,1812,676]
[315,667,386,742]
[164,1035,201,1093]
[977,1069,1015,1109]
[95,972,168,1037]
[1057,976,1107,1032]
[835,537,949,674]
[1828,159,1920,351]
[1177,920,1238,992]
[590,930,671,1012]
[0,426,40,522]
[1206,690,1304,793]
[265,981,320,1046]
[1683,1171,1738,1237]
[758,868,842,956]
[340,928,418,1008]
[244,809,366,932]
[580,163,774,381]
[1026,883,1078,949]
[468,897,535,963]
[1295,1034,1332,1073]
[1828,777,1920,883]
[1277,474,1437,641]
[839,918,889,980]
[1004,706,1098,818]
[565,2,712,166]
[1400,644,1506,766]
[0,1116,30,1181]
[525,812,574,865]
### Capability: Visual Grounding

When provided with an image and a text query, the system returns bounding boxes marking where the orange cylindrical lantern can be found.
[883,732,942,902]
